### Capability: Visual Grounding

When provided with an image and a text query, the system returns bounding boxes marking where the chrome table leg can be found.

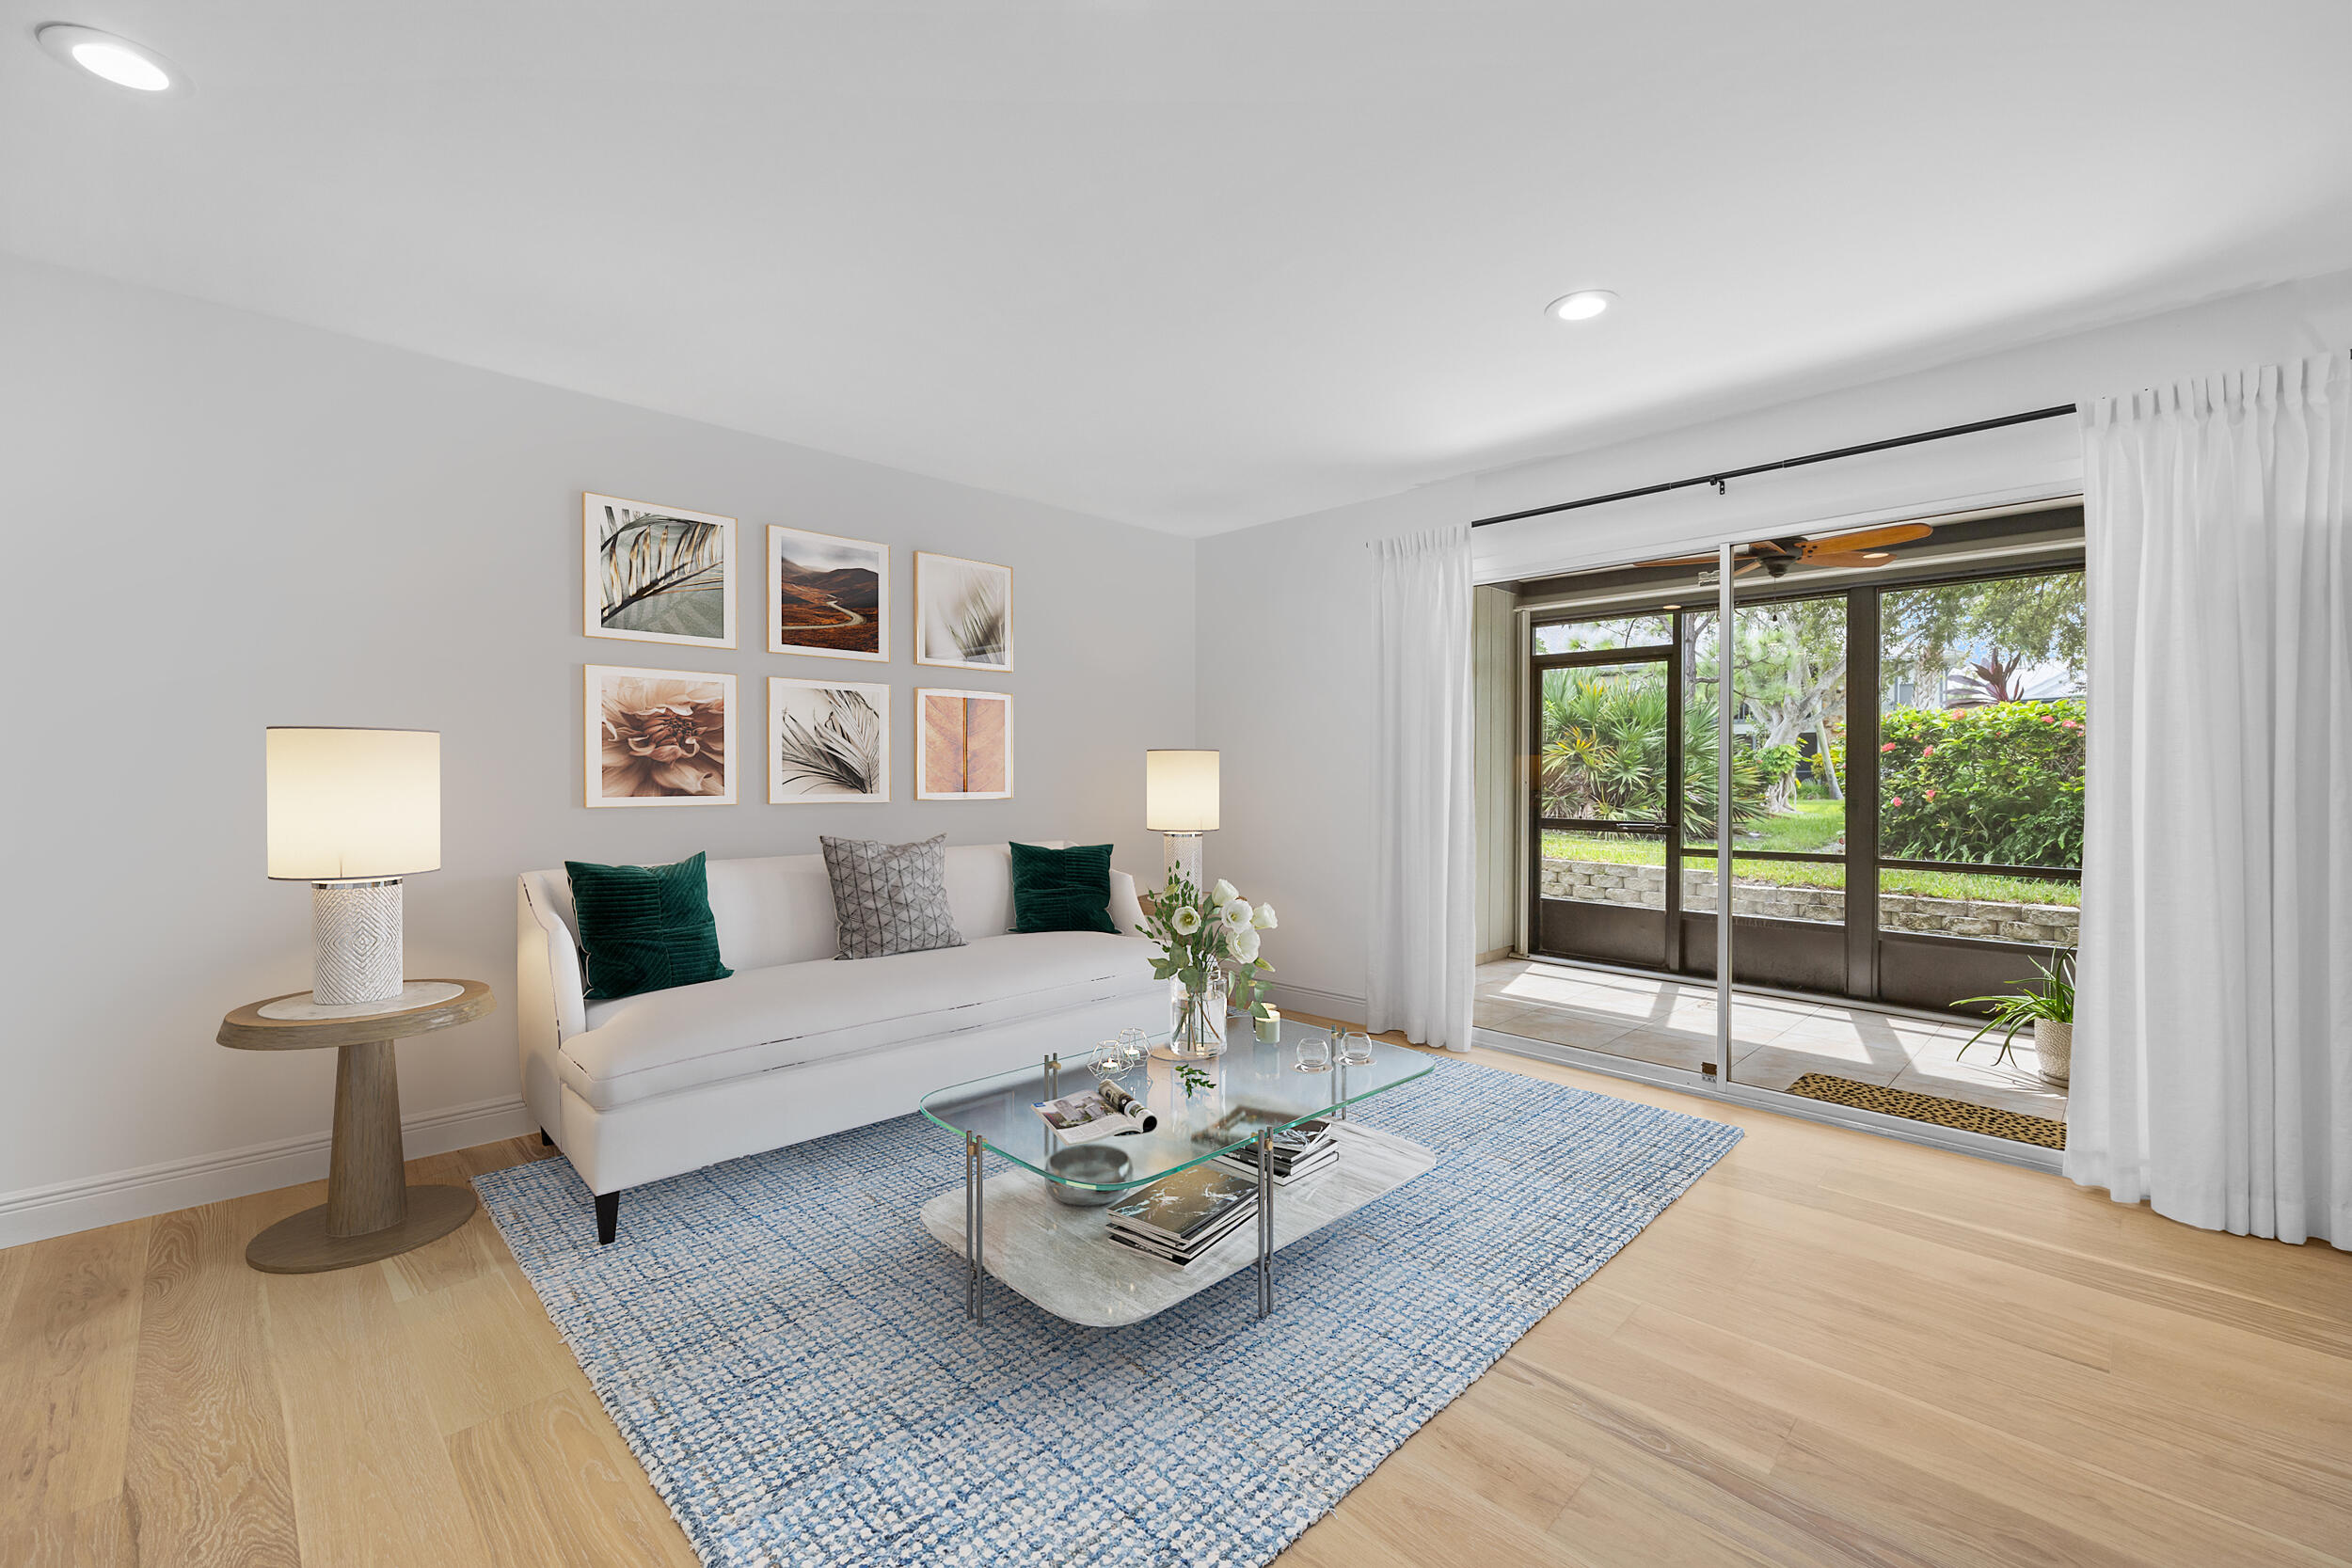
[1255,1126,1274,1320]
[964,1129,984,1323]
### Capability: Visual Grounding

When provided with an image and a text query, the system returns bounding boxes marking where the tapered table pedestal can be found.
[218,979,494,1274]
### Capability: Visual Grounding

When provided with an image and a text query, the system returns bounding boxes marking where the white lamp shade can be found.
[266,728,441,880]
[1146,750,1220,832]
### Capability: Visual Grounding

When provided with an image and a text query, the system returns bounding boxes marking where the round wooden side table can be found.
[218,978,495,1274]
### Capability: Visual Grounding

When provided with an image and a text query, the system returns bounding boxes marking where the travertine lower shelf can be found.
[916,1120,1437,1328]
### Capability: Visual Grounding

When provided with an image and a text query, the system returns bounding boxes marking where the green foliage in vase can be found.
[1140,870,1279,1022]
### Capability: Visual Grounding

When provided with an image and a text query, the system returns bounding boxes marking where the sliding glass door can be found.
[1501,506,2086,1124]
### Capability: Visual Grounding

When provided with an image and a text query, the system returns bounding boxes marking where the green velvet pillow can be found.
[564,851,734,1001]
[1009,842,1120,935]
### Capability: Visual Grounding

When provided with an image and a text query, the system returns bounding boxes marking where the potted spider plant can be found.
[1958,949,2074,1086]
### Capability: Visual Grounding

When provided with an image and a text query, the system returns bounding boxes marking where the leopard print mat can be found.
[1786,1072,2066,1149]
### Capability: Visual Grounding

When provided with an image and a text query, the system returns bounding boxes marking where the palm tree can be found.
[1539,670,1768,840]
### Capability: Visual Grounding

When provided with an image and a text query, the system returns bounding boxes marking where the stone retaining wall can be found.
[1540,858,2077,946]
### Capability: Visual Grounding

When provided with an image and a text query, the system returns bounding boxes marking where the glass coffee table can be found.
[916,1020,1435,1327]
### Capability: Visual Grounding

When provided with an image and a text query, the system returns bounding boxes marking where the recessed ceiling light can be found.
[36,24,182,93]
[1547,290,1618,323]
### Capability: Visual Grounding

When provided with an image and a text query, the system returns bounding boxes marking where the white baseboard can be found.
[0,1095,536,1249]
[1263,982,1370,1028]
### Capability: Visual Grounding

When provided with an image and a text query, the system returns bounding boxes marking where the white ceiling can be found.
[8,2,2352,535]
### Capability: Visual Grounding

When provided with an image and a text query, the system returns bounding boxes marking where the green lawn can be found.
[1689,798,1848,855]
[1540,818,2081,909]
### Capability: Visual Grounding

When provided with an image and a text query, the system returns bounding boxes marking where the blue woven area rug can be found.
[474,1057,1740,1568]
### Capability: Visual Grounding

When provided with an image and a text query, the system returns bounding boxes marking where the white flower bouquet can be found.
[1140,872,1279,1046]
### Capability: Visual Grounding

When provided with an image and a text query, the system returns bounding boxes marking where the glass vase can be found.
[1168,971,1229,1058]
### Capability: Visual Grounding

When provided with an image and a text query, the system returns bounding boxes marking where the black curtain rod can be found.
[1468,404,2079,529]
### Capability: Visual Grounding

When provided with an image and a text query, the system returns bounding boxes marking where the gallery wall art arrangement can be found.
[580,495,1012,808]
[583,493,738,649]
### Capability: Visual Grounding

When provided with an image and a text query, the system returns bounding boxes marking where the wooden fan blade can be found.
[1633,552,1725,568]
[1734,559,1764,577]
[1803,550,1894,568]
[1801,521,1931,556]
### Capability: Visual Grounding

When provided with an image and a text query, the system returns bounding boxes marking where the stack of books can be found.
[1203,1111,1339,1187]
[1104,1164,1259,1267]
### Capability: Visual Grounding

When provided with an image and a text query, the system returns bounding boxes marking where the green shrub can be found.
[1879,700,2085,866]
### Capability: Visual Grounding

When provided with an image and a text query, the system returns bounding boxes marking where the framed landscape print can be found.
[585,665,737,807]
[584,493,736,648]
[769,677,890,803]
[915,688,1012,800]
[914,552,1013,671]
[769,525,889,661]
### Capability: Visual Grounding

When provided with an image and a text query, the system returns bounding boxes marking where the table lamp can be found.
[266,727,441,1006]
[1145,749,1218,892]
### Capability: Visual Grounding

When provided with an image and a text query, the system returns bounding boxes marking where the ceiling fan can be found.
[1637,521,1934,579]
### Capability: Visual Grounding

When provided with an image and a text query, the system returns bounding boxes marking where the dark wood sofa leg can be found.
[596,1191,619,1245]
[540,1127,553,1148]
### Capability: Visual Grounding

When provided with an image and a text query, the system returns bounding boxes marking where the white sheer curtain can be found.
[1368,524,1476,1052]
[2071,354,2352,1249]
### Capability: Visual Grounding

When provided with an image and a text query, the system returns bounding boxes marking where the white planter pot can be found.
[2035,1019,2073,1087]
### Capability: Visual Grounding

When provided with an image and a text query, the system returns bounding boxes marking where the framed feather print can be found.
[584,493,737,648]
[914,552,1012,671]
[770,677,890,803]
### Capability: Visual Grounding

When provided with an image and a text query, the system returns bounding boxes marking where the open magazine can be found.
[1033,1079,1159,1143]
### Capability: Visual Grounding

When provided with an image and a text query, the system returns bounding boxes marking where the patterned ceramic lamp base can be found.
[311,879,405,1005]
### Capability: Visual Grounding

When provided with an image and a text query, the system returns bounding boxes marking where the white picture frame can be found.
[768,525,890,662]
[585,665,738,807]
[914,551,1013,672]
[914,688,1013,800]
[769,677,891,804]
[584,493,737,649]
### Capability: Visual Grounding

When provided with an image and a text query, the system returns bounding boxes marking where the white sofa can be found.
[516,841,1161,1242]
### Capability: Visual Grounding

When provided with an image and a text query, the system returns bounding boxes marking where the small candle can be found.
[1255,1006,1282,1042]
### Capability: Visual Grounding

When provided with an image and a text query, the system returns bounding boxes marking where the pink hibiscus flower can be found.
[1924,789,1937,801]
[1888,795,1904,808]
[1880,742,1897,752]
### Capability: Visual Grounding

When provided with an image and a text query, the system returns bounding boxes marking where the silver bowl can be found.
[1047,1144,1132,1206]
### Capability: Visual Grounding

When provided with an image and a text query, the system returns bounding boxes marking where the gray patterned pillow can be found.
[818,834,967,959]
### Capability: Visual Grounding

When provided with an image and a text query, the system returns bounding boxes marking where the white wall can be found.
[1200,267,2352,1020]
[0,255,1195,1243]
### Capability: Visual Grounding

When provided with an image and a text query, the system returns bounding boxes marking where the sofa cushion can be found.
[560,930,1162,1110]
[564,852,733,1000]
[1009,841,1119,934]
[529,841,1062,974]
[819,833,966,959]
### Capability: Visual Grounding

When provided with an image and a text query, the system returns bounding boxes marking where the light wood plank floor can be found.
[4,1040,2347,1567]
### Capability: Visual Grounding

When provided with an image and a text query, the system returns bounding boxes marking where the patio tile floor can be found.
[1474,958,2067,1123]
